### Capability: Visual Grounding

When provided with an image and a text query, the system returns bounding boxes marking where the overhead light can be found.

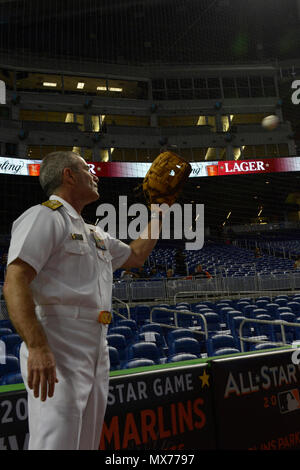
[97,86,107,91]
[109,87,123,92]
[43,82,57,87]
[77,82,85,89]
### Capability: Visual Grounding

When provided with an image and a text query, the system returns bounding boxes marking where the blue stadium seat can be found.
[117,319,138,333]
[151,307,174,324]
[255,300,269,309]
[255,314,273,339]
[176,312,195,328]
[207,334,237,356]
[0,355,19,376]
[108,326,134,346]
[167,353,198,363]
[0,320,15,332]
[122,359,155,369]
[0,328,13,336]
[243,305,258,317]
[250,342,281,352]
[137,332,166,351]
[287,302,300,315]
[213,347,240,357]
[169,337,201,357]
[108,346,121,371]
[167,328,194,346]
[265,303,279,318]
[107,333,127,360]
[132,305,151,325]
[127,341,165,364]
[0,334,22,355]
[252,308,269,318]
[0,372,23,385]
[202,312,221,334]
[139,323,164,336]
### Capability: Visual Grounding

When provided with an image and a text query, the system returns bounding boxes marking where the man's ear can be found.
[62,167,76,185]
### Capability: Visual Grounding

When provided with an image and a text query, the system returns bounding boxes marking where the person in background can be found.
[193,264,212,279]
[294,256,300,269]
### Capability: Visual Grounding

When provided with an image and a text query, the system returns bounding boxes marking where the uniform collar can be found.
[50,195,81,220]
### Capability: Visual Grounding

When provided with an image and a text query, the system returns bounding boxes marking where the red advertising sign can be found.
[1,156,300,178]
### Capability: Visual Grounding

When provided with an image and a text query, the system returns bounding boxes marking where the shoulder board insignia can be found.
[42,200,63,210]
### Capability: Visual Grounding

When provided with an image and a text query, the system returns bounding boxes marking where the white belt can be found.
[36,304,110,323]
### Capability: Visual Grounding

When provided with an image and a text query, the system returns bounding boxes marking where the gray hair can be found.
[39,151,81,197]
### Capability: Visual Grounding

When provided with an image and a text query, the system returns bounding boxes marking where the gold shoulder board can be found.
[42,200,63,210]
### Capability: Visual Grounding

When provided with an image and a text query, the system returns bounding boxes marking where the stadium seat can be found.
[176,312,195,328]
[167,328,194,346]
[137,332,166,352]
[0,320,14,332]
[139,323,164,336]
[250,342,281,352]
[252,308,269,318]
[206,334,237,356]
[213,347,240,357]
[0,328,13,336]
[167,353,198,363]
[201,312,221,334]
[108,326,134,346]
[0,372,23,385]
[106,334,127,361]
[151,307,174,324]
[132,305,151,325]
[117,319,138,333]
[287,302,300,315]
[0,355,19,376]
[108,346,121,371]
[0,334,22,355]
[169,337,201,357]
[265,303,279,318]
[127,341,165,364]
[255,314,273,339]
[122,359,155,369]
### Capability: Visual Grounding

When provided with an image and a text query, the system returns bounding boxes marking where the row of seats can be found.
[1,293,299,380]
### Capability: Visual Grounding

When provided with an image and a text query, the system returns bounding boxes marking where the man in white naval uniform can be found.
[3,151,163,450]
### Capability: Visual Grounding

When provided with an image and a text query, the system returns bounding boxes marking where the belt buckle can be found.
[98,310,112,324]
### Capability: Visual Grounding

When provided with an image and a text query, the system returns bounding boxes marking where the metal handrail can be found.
[149,307,208,340]
[112,297,131,319]
[173,289,300,305]
[238,317,300,352]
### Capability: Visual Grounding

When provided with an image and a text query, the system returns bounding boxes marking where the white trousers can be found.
[20,315,110,450]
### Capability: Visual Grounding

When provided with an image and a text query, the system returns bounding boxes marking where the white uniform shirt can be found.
[7,195,131,319]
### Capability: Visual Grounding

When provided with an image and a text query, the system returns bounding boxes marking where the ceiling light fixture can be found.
[77,82,85,89]
[43,82,57,87]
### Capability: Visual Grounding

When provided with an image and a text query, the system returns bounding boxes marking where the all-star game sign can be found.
[100,363,216,450]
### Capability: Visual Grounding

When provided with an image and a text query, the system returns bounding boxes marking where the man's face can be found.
[72,156,99,203]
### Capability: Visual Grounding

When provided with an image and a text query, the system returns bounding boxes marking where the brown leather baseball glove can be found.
[142,151,192,207]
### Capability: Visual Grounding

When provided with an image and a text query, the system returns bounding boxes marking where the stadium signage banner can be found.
[0,390,29,450]
[100,363,216,450]
[211,350,300,450]
[2,156,300,178]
